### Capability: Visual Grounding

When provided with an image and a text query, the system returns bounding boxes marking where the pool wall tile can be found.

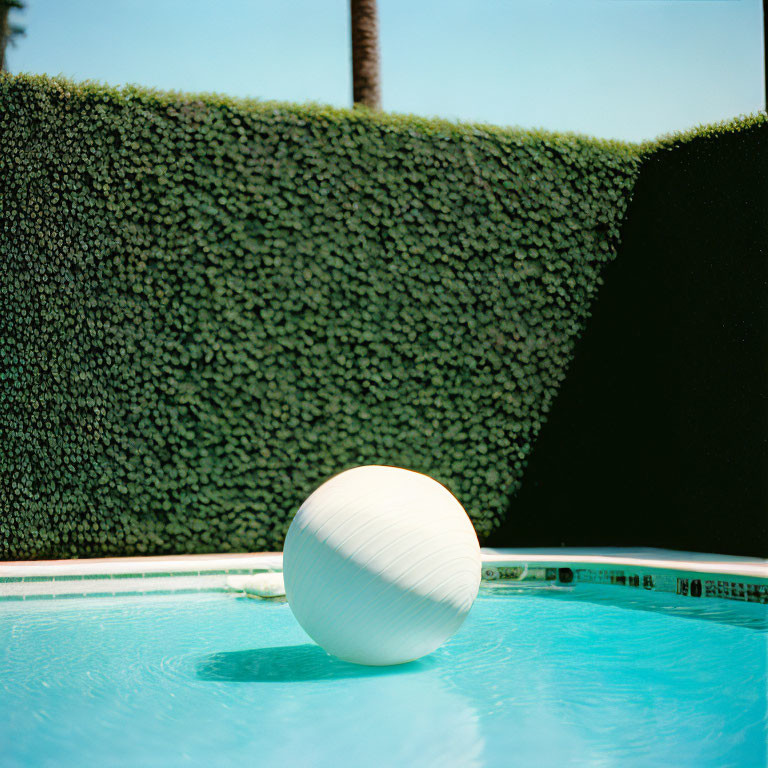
[567,567,768,604]
[483,566,556,582]
[0,571,270,600]
[481,562,767,605]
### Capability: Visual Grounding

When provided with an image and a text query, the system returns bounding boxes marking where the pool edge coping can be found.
[1,548,766,604]
[2,548,765,579]
[481,552,768,579]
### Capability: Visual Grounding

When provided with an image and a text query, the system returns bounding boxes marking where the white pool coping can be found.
[0,552,285,600]
[481,547,768,579]
[1,547,765,580]
[0,551,283,579]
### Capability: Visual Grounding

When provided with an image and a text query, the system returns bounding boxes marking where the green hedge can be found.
[0,74,640,558]
[487,112,768,556]
[639,111,767,154]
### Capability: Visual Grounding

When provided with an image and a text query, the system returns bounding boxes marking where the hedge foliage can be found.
[0,74,641,558]
[639,111,768,155]
[486,115,768,557]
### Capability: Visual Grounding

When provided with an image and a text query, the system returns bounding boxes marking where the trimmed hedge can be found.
[0,74,640,558]
[639,111,767,154]
[488,113,768,556]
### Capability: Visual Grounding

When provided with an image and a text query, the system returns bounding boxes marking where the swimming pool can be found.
[2,582,766,767]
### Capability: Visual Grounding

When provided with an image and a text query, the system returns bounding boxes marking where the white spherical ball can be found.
[283,465,481,666]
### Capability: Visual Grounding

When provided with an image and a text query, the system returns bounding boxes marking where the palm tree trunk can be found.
[0,4,9,73]
[350,0,381,110]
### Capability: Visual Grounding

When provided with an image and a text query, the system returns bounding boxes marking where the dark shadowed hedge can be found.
[488,113,768,557]
[0,75,640,558]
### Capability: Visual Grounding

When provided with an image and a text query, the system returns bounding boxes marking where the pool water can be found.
[1,585,766,767]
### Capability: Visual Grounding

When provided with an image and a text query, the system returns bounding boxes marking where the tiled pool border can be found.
[1,549,766,604]
[482,548,768,605]
[481,565,768,604]
[0,553,283,601]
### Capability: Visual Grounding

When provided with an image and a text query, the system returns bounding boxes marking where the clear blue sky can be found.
[6,0,765,142]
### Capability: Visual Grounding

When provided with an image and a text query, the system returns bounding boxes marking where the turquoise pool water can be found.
[1,585,766,767]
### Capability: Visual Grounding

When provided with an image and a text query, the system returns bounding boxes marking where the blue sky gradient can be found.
[6,0,765,141]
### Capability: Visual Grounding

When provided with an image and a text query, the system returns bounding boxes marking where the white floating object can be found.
[283,465,481,666]
[227,572,285,598]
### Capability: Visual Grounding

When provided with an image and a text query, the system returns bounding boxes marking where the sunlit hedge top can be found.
[640,111,768,154]
[0,74,642,558]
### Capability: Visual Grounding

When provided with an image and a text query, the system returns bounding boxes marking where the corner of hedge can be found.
[640,111,767,156]
[1,73,647,558]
